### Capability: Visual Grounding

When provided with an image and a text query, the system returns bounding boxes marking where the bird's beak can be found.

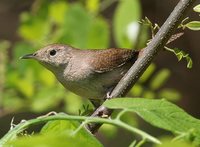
[20,53,36,59]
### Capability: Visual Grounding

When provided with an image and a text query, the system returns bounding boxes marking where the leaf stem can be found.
[0,113,161,145]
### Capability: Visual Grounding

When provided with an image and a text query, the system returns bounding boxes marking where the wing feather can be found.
[89,48,139,73]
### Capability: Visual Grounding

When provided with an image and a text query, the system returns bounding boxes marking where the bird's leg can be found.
[105,86,115,100]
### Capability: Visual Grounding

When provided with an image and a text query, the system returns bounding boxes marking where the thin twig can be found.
[88,0,196,133]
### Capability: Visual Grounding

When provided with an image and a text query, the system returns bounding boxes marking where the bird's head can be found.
[20,44,73,73]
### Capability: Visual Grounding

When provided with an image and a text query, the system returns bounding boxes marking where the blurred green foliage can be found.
[1,0,112,115]
[0,0,186,146]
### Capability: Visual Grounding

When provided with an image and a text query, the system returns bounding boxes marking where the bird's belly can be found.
[61,79,107,99]
[56,65,130,99]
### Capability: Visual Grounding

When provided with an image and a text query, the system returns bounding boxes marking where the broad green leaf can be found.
[113,0,141,48]
[150,69,170,90]
[41,120,102,146]
[104,98,200,145]
[185,21,200,31]
[6,133,102,147]
[193,4,200,13]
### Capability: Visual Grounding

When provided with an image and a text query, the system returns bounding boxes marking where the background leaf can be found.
[113,0,141,48]
[185,21,200,31]
[193,4,200,13]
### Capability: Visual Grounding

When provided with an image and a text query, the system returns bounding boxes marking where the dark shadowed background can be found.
[0,0,200,146]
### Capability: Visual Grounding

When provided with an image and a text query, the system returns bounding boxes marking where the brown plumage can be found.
[21,45,139,105]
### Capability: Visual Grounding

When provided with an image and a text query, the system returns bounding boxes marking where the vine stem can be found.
[88,0,196,133]
[0,113,161,146]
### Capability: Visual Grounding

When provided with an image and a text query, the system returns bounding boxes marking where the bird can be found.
[20,33,183,107]
[20,45,139,107]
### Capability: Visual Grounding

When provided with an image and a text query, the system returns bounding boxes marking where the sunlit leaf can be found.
[18,10,51,44]
[87,18,109,48]
[39,69,55,87]
[113,0,141,48]
[48,1,68,24]
[40,120,102,146]
[86,0,100,14]
[193,4,200,13]
[57,3,109,49]
[185,21,200,31]
[7,121,102,147]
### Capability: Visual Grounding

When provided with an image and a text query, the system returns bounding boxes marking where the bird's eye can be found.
[49,49,56,56]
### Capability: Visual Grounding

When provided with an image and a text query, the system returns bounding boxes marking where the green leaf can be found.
[143,90,155,99]
[193,4,200,13]
[139,63,156,83]
[104,98,200,145]
[41,120,102,146]
[185,21,200,31]
[31,86,65,112]
[150,69,170,90]
[57,3,109,48]
[130,83,143,96]
[87,18,109,48]
[39,69,55,86]
[64,92,83,114]
[48,1,68,24]
[158,88,181,102]
[11,69,35,98]
[165,47,193,69]
[86,0,100,14]
[6,120,102,147]
[155,138,194,147]
[18,12,51,43]
[113,0,141,48]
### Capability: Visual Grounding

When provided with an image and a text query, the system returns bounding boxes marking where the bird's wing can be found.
[89,48,139,73]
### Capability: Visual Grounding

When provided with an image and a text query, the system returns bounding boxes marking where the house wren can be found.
[20,44,139,106]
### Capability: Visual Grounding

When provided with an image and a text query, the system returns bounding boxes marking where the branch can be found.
[88,0,196,133]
